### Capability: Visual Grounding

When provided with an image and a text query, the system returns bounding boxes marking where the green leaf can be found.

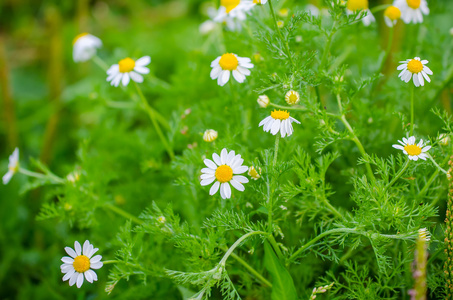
[264,241,298,300]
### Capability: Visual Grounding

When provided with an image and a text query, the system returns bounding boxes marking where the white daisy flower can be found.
[203,129,218,142]
[106,56,151,87]
[210,53,253,86]
[72,33,102,63]
[392,136,431,161]
[393,0,429,24]
[61,240,103,288]
[199,20,217,35]
[259,110,301,138]
[285,90,300,105]
[200,148,249,199]
[397,57,432,87]
[346,0,375,26]
[3,147,19,185]
[384,5,401,27]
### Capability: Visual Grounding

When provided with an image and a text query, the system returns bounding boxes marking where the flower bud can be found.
[257,95,270,108]
[203,129,218,142]
[285,90,300,105]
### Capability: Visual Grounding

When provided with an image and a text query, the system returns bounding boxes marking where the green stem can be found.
[18,168,47,179]
[104,203,143,225]
[410,86,415,136]
[219,231,267,265]
[428,155,448,175]
[418,155,450,201]
[134,82,175,160]
[339,115,376,182]
[370,4,390,14]
[319,21,337,71]
[385,159,410,190]
[322,196,342,219]
[287,227,415,265]
[269,102,307,111]
[268,0,294,68]
[92,55,109,71]
[267,235,285,261]
[272,134,280,167]
[229,252,272,287]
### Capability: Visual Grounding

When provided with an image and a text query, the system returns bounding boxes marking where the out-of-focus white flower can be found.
[210,53,253,86]
[259,110,301,138]
[384,5,401,27]
[439,133,450,146]
[199,20,217,35]
[203,129,218,142]
[3,148,19,185]
[106,56,150,87]
[72,33,102,62]
[346,0,375,26]
[397,57,432,87]
[257,95,270,108]
[393,0,429,24]
[418,228,430,242]
[61,240,103,288]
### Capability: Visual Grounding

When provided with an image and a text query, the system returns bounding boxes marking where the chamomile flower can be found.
[392,136,431,161]
[72,33,102,63]
[285,90,300,105]
[203,129,218,142]
[259,110,301,138]
[257,95,270,108]
[393,0,429,24]
[253,0,267,4]
[3,148,19,185]
[200,148,249,199]
[106,56,150,87]
[397,57,432,87]
[210,53,253,86]
[214,0,255,26]
[248,166,261,180]
[384,6,401,27]
[346,0,375,26]
[60,240,103,288]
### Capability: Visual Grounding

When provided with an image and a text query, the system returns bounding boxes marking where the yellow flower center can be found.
[404,144,422,156]
[221,0,240,13]
[72,32,88,45]
[119,57,136,73]
[215,165,233,183]
[384,6,401,20]
[406,0,421,9]
[346,0,368,11]
[253,0,262,3]
[407,59,423,74]
[8,165,18,173]
[219,53,238,71]
[73,255,90,273]
[271,110,290,120]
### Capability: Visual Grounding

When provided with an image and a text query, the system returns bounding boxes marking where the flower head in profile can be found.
[72,33,102,63]
[392,136,431,161]
[393,0,429,24]
[285,90,300,105]
[107,56,150,87]
[210,53,253,86]
[3,148,19,185]
[397,57,432,87]
[346,0,375,26]
[248,166,261,180]
[200,148,249,199]
[384,6,401,27]
[203,129,218,142]
[259,110,301,138]
[61,240,103,288]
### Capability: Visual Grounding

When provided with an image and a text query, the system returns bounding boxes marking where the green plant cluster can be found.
[1,0,453,299]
